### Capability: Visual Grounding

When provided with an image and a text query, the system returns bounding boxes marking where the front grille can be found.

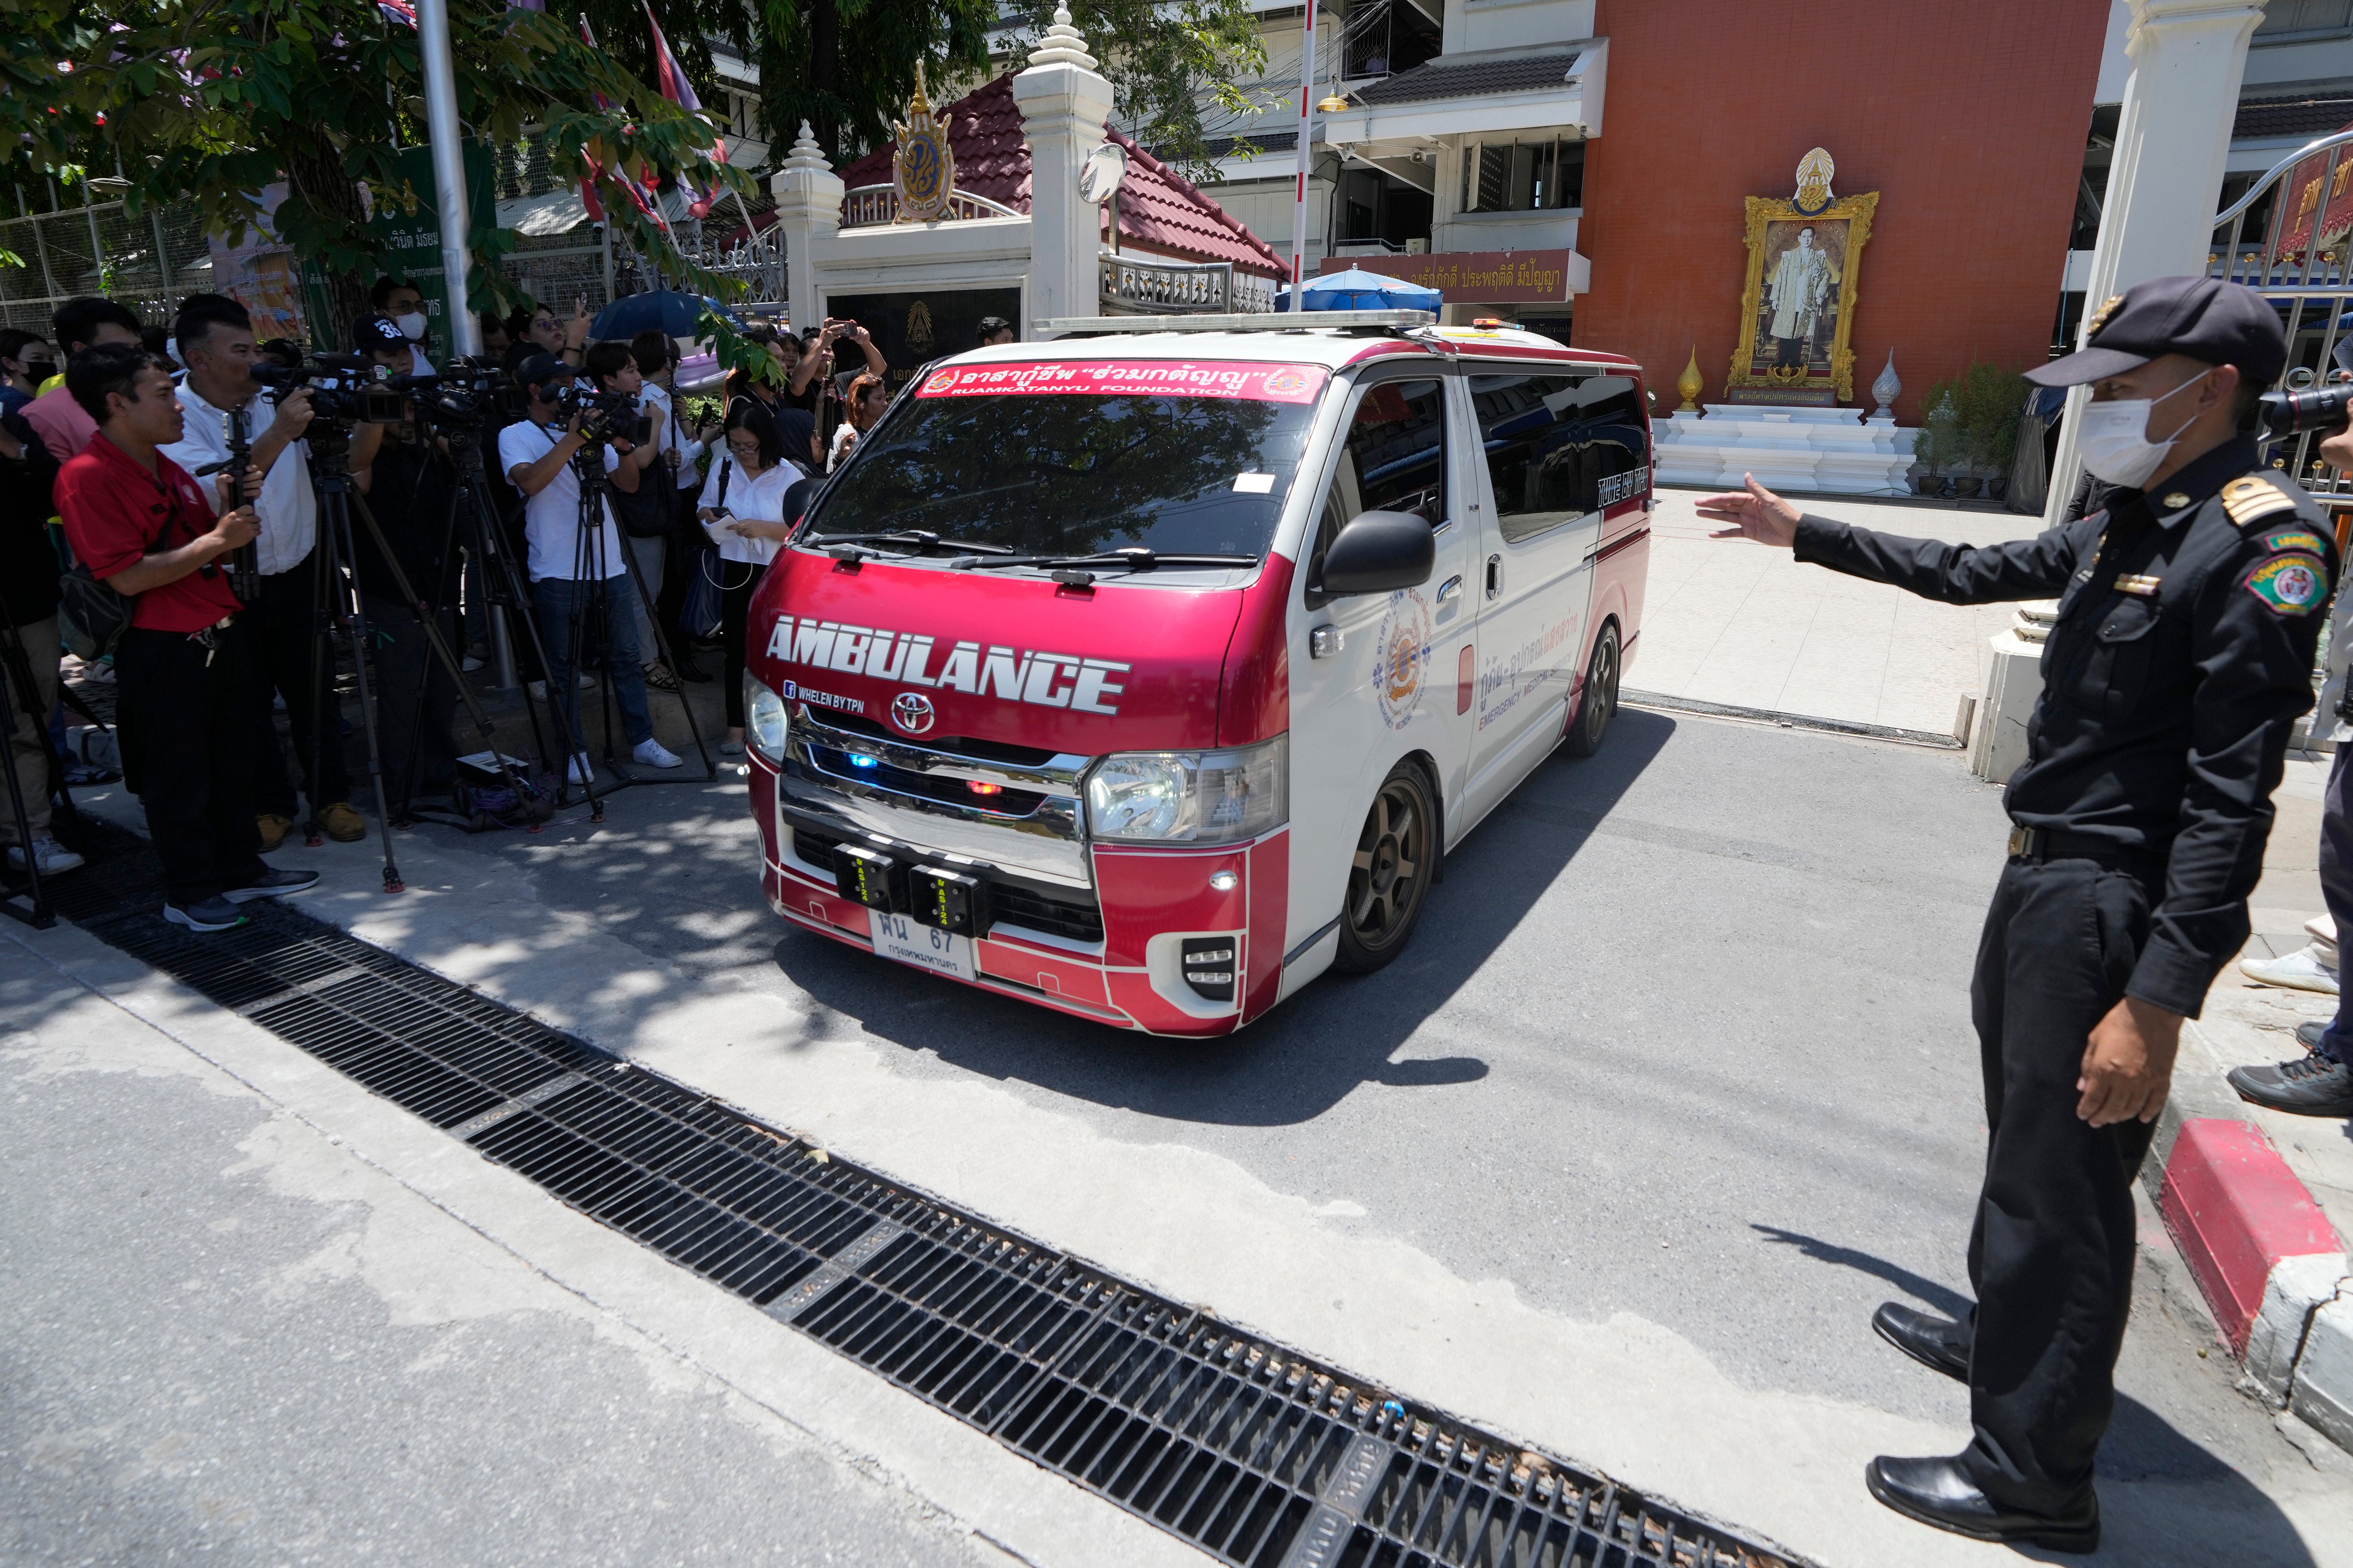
[815,710,1066,768]
[987,882,1104,944]
[791,826,1105,945]
[45,819,1800,1568]
[811,745,1050,816]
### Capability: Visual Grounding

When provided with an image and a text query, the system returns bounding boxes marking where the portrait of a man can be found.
[1753,219,1847,376]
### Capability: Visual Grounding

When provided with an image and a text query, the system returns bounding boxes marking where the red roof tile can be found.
[838,74,1284,278]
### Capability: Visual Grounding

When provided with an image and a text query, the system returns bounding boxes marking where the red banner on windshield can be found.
[916,360,1328,403]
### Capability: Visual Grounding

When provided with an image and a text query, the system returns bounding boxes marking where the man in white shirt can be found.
[497,354,681,784]
[157,295,366,849]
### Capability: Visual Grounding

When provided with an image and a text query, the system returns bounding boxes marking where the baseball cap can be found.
[514,352,572,394]
[2026,275,2287,388]
[352,315,410,353]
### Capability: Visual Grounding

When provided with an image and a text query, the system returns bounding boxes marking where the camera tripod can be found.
[552,430,714,793]
[297,423,549,893]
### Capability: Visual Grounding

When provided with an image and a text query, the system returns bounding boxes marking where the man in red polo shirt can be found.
[54,344,320,930]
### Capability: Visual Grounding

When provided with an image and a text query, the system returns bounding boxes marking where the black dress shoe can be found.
[1865,1455,2099,1552]
[1871,1301,1970,1383]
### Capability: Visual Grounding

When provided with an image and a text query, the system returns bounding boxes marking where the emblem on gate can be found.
[892,693,937,733]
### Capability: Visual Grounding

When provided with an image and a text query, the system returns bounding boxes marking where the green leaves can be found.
[1012,0,1271,183]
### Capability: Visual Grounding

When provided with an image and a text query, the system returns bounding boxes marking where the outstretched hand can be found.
[1695,474,1803,548]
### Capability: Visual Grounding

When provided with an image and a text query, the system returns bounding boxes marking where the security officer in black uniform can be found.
[1698,275,2334,1553]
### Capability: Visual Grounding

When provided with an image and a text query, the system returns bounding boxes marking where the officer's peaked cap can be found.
[2027,275,2287,389]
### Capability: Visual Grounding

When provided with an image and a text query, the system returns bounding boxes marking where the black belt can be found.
[2006,823,2166,874]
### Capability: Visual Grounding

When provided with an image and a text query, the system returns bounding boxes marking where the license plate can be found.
[868,909,977,982]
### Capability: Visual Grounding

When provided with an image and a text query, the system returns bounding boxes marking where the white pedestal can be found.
[1652,404,1917,496]
[1969,602,2057,784]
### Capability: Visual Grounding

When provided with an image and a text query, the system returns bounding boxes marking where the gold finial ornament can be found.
[892,61,955,223]
[1793,147,1835,213]
[1676,347,1704,412]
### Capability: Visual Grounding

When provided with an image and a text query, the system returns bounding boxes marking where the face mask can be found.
[2077,368,2214,489]
[393,312,427,341]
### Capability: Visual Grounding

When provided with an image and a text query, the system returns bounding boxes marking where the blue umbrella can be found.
[1287,267,1442,313]
[588,290,743,339]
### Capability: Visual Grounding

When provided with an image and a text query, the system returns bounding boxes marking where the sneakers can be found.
[462,653,486,672]
[632,738,684,769]
[2229,1052,2353,1117]
[2298,1020,2330,1050]
[164,895,247,932]
[256,812,295,853]
[5,835,86,875]
[2239,943,2339,995]
[567,752,597,786]
[317,801,366,842]
[642,660,682,693]
[222,867,321,903]
[719,737,744,757]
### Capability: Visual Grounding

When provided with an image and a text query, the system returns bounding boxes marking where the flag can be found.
[378,0,417,26]
[643,0,726,219]
[573,16,658,226]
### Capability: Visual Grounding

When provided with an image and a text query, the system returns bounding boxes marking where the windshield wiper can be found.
[802,530,1016,559]
[946,547,1259,585]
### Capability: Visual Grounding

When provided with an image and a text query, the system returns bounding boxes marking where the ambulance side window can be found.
[1471,371,1644,542]
[1307,378,1448,595]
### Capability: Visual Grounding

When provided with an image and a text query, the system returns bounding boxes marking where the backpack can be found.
[57,562,130,661]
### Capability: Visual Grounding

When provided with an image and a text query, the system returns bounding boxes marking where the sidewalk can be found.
[1637,487,2047,737]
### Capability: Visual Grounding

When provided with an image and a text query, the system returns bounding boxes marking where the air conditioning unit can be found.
[1406,239,1428,255]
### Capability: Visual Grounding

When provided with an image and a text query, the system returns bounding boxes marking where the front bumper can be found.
[746,750,1289,1036]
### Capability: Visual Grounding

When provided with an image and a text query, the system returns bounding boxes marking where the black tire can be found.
[1562,621,1621,759]
[1333,759,1437,974]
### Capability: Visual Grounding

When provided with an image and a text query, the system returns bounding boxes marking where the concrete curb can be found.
[2143,1089,2353,1446]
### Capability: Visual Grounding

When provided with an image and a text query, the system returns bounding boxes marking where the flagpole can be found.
[417,0,478,357]
[1286,0,1319,305]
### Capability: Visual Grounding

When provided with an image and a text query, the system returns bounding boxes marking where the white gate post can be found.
[770,121,845,335]
[2046,0,2266,521]
[1014,8,1115,329]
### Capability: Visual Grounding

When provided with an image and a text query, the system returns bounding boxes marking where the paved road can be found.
[16,709,2353,1565]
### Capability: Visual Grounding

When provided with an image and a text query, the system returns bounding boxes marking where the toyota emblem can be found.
[891,693,936,734]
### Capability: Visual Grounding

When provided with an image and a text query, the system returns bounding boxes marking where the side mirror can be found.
[1319,510,1435,597]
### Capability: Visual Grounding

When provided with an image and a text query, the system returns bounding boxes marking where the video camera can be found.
[550,383,652,446]
[387,357,531,428]
[251,352,405,425]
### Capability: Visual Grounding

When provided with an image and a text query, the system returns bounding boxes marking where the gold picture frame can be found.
[1724,189,1878,405]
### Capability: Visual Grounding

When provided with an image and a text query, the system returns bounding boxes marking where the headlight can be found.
[1084,735,1287,844]
[744,673,790,761]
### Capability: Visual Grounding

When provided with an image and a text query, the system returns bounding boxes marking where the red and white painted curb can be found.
[2157,1116,2352,1446]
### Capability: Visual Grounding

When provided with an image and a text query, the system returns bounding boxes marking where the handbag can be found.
[679,457,729,639]
[57,562,131,661]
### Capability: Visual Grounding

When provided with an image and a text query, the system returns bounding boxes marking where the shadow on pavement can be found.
[1750,1224,1975,1319]
[772,709,1679,1125]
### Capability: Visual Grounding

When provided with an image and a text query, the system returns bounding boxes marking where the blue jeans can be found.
[531,574,653,752]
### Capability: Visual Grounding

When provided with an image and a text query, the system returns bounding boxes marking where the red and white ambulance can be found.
[740,314,1652,1035]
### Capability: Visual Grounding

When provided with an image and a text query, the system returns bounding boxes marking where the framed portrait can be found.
[1725,189,1878,406]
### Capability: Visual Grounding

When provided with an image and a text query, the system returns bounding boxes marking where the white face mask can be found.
[393,311,427,341]
[2077,368,2214,489]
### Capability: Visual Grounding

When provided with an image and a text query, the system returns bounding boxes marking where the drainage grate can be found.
[43,822,1800,1568]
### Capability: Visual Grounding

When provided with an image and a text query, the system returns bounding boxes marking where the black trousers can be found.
[718,565,757,727]
[2316,746,2353,1067]
[116,623,269,906]
[1962,856,2160,1509]
[362,593,458,814]
[246,553,351,818]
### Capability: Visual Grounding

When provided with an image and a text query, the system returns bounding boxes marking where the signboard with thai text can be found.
[1319,250,1581,303]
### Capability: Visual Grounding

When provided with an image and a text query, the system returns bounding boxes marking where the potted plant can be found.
[1912,391,1959,495]
[1919,364,2029,501]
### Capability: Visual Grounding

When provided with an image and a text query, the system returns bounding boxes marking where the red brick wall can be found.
[1573,1,2110,427]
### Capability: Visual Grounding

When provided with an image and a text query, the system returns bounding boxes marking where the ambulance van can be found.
[740,314,1652,1035]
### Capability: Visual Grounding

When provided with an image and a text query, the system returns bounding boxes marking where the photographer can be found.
[632,329,716,683]
[54,344,316,931]
[496,353,682,784]
[369,276,433,376]
[158,295,364,850]
[351,389,459,814]
[583,341,675,691]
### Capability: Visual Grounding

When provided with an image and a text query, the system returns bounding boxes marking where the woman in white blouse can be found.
[698,401,807,754]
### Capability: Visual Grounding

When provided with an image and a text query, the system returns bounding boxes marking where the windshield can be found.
[804,359,1330,559]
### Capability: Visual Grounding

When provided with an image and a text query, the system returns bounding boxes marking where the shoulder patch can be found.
[2243,553,2331,616]
[2220,474,2301,529]
[2264,528,2331,558]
